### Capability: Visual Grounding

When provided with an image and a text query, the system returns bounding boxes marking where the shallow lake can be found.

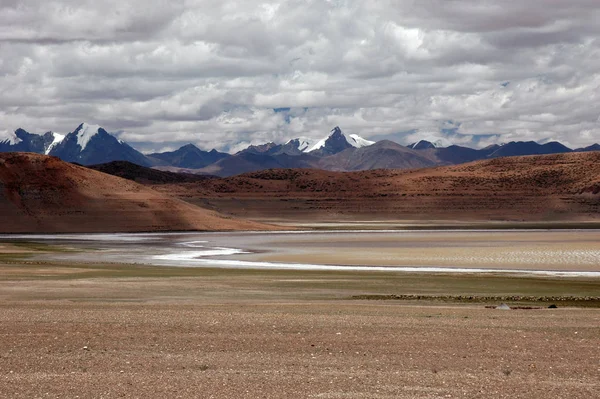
[3,229,600,277]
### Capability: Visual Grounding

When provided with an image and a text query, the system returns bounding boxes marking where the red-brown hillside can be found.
[0,153,271,233]
[152,152,600,221]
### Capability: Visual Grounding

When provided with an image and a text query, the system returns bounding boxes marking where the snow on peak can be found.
[45,132,65,155]
[286,137,314,152]
[307,127,374,152]
[307,137,328,152]
[430,138,453,148]
[1,130,22,145]
[346,134,375,148]
[75,123,102,150]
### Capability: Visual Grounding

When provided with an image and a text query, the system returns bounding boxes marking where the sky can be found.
[1,0,599,153]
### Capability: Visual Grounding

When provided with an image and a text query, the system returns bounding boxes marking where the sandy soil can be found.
[1,284,599,399]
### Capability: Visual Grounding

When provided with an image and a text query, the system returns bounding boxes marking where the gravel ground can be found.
[1,293,599,399]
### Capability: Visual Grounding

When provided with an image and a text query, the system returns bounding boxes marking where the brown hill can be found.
[152,152,600,222]
[0,153,270,233]
[317,140,437,171]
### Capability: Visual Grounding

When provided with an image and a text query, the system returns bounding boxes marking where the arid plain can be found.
[1,229,600,399]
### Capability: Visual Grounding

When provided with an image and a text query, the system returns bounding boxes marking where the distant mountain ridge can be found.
[487,141,572,158]
[0,128,63,155]
[1,123,599,177]
[148,144,229,168]
[407,137,453,150]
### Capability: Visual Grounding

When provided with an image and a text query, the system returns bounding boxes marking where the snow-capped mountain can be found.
[49,123,152,166]
[0,128,64,154]
[233,138,316,157]
[231,128,374,158]
[45,132,65,155]
[346,134,376,148]
[260,138,316,156]
[0,130,22,145]
[308,127,374,156]
[3,122,599,176]
[287,138,314,153]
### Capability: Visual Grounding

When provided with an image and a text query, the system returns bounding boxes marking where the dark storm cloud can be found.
[0,0,598,151]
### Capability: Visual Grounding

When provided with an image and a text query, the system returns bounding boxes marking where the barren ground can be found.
[1,240,599,398]
[152,152,600,223]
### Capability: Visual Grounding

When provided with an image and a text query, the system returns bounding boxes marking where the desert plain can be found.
[1,229,599,399]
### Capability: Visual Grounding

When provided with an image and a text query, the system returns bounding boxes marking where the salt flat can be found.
[13,230,600,275]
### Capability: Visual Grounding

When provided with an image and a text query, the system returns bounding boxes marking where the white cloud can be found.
[0,0,599,151]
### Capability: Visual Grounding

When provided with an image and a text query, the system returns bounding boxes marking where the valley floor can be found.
[1,232,599,398]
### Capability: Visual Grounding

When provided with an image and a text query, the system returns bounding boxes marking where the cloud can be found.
[0,0,598,151]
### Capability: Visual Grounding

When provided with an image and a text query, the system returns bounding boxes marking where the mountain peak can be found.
[2,130,23,145]
[576,143,600,152]
[179,143,200,151]
[75,123,103,151]
[238,142,278,155]
[408,137,453,149]
[308,127,374,154]
[1,128,63,154]
[46,123,151,166]
[346,133,375,148]
[285,137,314,153]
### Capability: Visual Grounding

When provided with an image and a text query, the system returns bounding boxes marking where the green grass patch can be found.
[0,253,30,262]
[2,260,599,306]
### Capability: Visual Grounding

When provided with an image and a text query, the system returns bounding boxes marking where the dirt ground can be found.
[1,268,599,398]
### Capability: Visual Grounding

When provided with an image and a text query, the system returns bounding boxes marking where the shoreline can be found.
[2,218,600,235]
[3,229,600,277]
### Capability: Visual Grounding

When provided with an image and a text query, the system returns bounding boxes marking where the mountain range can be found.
[1,123,598,177]
[1,123,151,166]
